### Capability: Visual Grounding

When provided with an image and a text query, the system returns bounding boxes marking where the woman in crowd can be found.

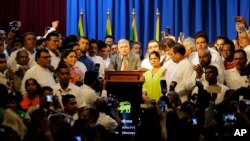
[142,51,165,103]
[58,49,85,85]
[20,78,41,111]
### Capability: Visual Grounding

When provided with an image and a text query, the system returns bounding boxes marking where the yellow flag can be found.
[106,16,112,36]
[78,13,84,36]
[155,14,160,41]
[130,16,138,41]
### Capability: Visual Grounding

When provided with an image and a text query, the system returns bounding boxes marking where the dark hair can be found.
[172,43,186,56]
[194,31,208,43]
[84,71,98,85]
[25,78,41,92]
[215,35,228,43]
[161,38,176,51]
[64,42,79,50]
[205,65,218,74]
[58,49,76,66]
[181,101,195,116]
[77,36,89,42]
[131,41,142,49]
[36,38,45,46]
[223,39,235,53]
[56,62,70,73]
[0,52,6,58]
[11,38,23,48]
[148,40,160,49]
[45,31,59,41]
[22,32,36,40]
[97,40,108,51]
[234,49,247,60]
[149,51,161,60]
[104,35,113,40]
[35,48,49,61]
[62,94,76,105]
[39,86,53,96]
[89,39,98,47]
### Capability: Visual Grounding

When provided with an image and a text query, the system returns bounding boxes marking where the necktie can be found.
[122,57,128,71]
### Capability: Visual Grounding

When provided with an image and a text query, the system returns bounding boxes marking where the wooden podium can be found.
[105,71,144,82]
[105,71,144,139]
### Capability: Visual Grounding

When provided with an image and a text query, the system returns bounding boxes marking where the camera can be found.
[160,80,167,95]
[108,94,115,107]
[48,113,66,123]
[94,63,100,73]
[74,136,82,141]
[9,21,21,33]
[159,100,167,112]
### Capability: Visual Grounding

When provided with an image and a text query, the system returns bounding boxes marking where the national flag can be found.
[155,12,160,41]
[78,12,84,36]
[130,16,138,42]
[106,16,112,36]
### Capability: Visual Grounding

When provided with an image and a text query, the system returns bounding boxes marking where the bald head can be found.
[198,49,211,67]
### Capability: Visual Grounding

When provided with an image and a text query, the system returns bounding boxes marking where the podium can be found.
[105,71,144,139]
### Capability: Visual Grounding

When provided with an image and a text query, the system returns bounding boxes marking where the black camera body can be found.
[9,21,21,33]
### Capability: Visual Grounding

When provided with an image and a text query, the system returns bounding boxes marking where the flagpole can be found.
[156,8,160,41]
[106,8,112,36]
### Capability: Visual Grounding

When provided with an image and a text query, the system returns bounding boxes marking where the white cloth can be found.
[8,47,36,72]
[80,84,99,106]
[97,112,118,131]
[47,49,60,69]
[21,64,56,93]
[165,58,194,102]
[224,68,250,90]
[244,45,250,64]
[74,61,87,82]
[191,48,224,70]
[52,83,86,108]
[0,71,8,87]
[87,55,106,78]
[141,56,165,69]
[25,105,40,120]
[103,57,111,69]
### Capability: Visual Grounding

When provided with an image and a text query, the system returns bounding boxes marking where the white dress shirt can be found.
[74,61,87,82]
[80,84,99,106]
[244,45,250,64]
[8,47,36,72]
[87,55,106,78]
[97,112,118,131]
[165,58,194,102]
[21,64,56,93]
[52,83,86,108]
[225,68,250,90]
[103,57,111,69]
[141,56,164,69]
[47,49,60,69]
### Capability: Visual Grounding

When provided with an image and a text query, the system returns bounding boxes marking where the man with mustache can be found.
[225,49,250,89]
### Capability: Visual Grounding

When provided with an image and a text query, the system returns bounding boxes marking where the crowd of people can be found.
[0,16,250,141]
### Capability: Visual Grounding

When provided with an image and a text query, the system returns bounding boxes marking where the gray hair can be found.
[118,39,130,47]
[183,37,196,52]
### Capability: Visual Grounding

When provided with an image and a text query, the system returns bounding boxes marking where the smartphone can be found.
[165,27,171,36]
[160,100,166,112]
[94,63,100,73]
[244,99,250,106]
[160,80,167,94]
[46,95,53,102]
[192,117,198,125]
[223,114,236,123]
[75,136,82,141]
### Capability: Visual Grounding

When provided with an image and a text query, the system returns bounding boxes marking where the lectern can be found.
[105,71,144,139]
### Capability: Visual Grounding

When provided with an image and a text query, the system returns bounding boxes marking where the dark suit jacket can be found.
[109,53,141,71]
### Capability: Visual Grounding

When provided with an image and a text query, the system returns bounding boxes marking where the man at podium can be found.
[109,39,141,71]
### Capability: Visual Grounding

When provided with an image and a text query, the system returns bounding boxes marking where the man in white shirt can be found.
[45,32,60,70]
[239,31,250,64]
[167,43,194,102]
[225,49,250,89]
[87,39,106,78]
[0,53,8,87]
[192,32,224,71]
[52,64,86,111]
[202,65,229,105]
[97,41,111,69]
[21,48,56,93]
[8,32,37,72]
[140,40,164,70]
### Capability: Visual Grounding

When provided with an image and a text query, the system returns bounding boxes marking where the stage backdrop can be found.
[67,0,250,54]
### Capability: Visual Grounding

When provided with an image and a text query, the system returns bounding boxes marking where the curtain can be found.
[66,0,250,54]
